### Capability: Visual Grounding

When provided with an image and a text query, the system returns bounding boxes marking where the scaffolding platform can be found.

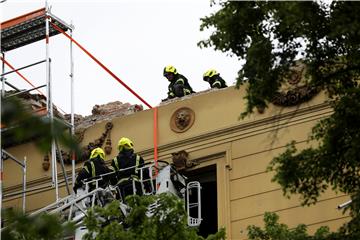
[1,8,71,52]
[0,6,77,225]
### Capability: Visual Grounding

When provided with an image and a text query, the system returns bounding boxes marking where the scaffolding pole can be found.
[55,140,70,195]
[1,53,5,97]
[0,57,45,96]
[45,2,59,202]
[22,157,27,213]
[5,84,47,99]
[0,150,27,213]
[0,159,2,233]
[1,4,74,218]
[51,60,59,202]
[0,59,46,77]
[0,151,2,235]
[0,52,5,232]
[70,27,76,190]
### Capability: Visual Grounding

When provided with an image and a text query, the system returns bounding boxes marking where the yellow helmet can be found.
[117,137,134,151]
[163,65,177,76]
[90,147,105,160]
[203,69,218,80]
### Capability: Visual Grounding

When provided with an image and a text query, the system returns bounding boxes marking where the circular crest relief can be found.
[170,107,195,133]
[271,63,319,107]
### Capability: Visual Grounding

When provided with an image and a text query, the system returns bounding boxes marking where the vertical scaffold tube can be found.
[45,3,59,202]
[1,53,5,97]
[70,27,76,190]
[0,53,4,232]
[22,157,27,213]
[45,2,52,183]
[0,151,2,233]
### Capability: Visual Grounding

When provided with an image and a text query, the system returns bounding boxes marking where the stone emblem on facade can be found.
[270,63,319,107]
[170,107,195,133]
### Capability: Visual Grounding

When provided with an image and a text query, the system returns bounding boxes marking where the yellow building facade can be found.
[3,86,349,239]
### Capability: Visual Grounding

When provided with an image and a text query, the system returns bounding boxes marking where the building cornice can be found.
[4,101,332,199]
[140,101,332,159]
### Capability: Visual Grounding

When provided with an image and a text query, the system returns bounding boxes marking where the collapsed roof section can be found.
[64,101,144,130]
[4,90,64,118]
[1,8,71,52]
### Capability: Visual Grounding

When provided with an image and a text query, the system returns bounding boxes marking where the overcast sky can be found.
[1,0,242,116]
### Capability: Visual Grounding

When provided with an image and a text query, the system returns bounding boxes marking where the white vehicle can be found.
[30,160,202,239]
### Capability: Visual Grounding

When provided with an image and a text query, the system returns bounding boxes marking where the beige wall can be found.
[3,86,349,239]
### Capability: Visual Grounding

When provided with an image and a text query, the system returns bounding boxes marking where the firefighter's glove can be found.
[73,186,77,194]
[73,182,81,194]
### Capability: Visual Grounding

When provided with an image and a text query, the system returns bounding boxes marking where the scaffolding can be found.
[0,3,75,221]
[0,2,160,228]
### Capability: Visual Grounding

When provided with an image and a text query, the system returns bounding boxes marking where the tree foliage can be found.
[1,97,81,238]
[83,193,225,240]
[2,92,225,240]
[200,0,360,238]
[2,194,225,240]
[2,208,74,240]
[1,96,79,154]
[199,1,360,115]
[247,212,336,240]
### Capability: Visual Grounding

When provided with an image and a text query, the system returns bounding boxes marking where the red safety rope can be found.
[49,17,159,165]
[153,107,159,169]
[48,20,152,109]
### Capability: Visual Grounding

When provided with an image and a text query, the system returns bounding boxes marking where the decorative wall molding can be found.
[271,63,320,107]
[42,122,114,169]
[69,121,113,164]
[272,85,320,107]
[170,107,195,133]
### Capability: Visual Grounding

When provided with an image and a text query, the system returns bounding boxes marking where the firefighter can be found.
[73,147,111,193]
[162,65,195,101]
[111,137,146,200]
[203,69,227,89]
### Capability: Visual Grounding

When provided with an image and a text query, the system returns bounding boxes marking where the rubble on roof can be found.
[64,101,143,130]
[6,90,143,131]
[5,90,65,119]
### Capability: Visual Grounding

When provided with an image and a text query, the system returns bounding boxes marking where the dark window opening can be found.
[185,165,217,238]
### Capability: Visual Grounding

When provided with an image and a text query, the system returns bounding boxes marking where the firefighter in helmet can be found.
[73,147,111,193]
[111,137,146,200]
[162,65,195,101]
[203,69,227,89]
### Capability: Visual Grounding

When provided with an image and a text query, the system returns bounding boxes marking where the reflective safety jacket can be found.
[167,74,195,99]
[111,152,145,184]
[207,74,227,89]
[74,157,111,191]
